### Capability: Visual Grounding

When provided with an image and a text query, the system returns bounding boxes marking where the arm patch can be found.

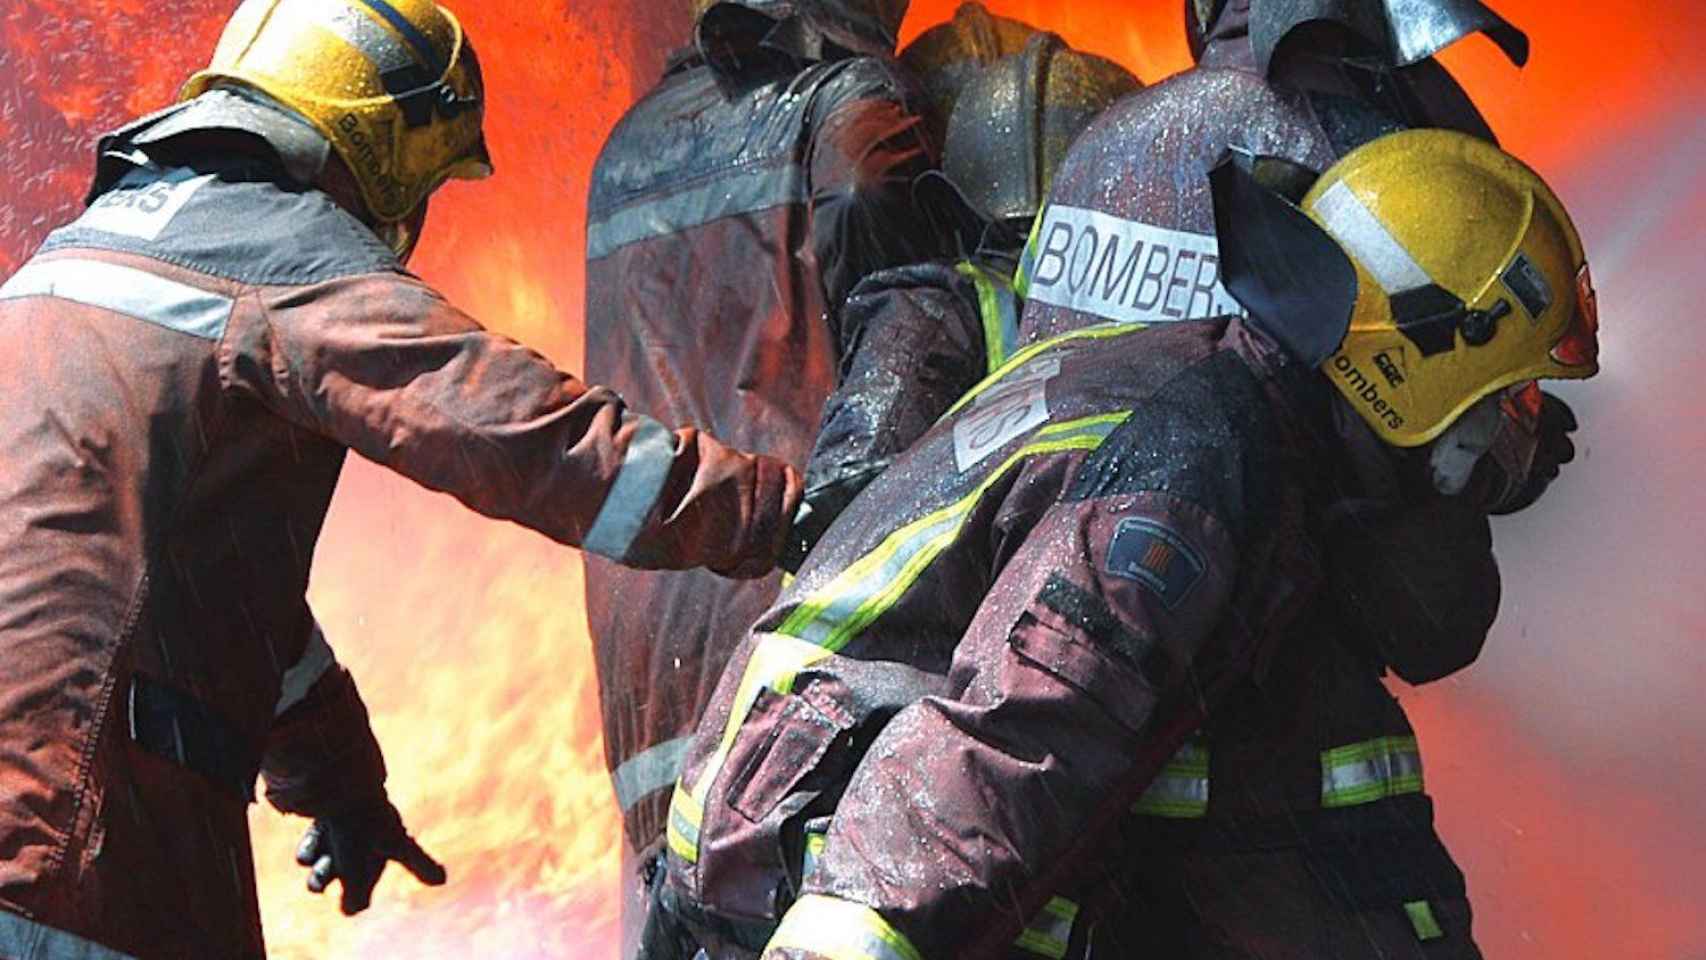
[1105,518,1206,611]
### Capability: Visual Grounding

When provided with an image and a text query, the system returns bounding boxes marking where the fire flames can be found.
[2,2,1703,959]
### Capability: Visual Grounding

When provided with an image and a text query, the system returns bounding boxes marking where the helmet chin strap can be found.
[1427,394,1502,495]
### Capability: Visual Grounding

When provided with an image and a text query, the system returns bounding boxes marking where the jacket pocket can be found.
[723,686,848,825]
[1007,603,1160,736]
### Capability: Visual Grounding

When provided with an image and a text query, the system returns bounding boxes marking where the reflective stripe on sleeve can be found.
[768,895,924,960]
[1013,897,1079,960]
[1131,735,1210,819]
[1310,182,1433,295]
[587,163,807,261]
[0,257,233,340]
[955,261,1021,374]
[671,405,1133,863]
[1320,736,1424,808]
[273,619,336,717]
[1404,900,1446,941]
[582,414,676,562]
[0,909,139,960]
[612,735,694,813]
[801,827,829,880]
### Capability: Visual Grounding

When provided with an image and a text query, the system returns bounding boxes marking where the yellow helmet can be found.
[181,0,492,233]
[1302,129,1598,446]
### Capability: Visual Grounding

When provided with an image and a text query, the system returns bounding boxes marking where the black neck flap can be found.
[1210,149,1358,368]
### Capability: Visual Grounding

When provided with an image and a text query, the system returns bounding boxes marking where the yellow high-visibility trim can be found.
[945,323,1143,419]
[1404,900,1446,941]
[955,261,1019,374]
[1320,735,1424,808]
[768,895,925,960]
[670,412,1129,864]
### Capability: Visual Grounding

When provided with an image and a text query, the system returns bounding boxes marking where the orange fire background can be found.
[2,1,1703,957]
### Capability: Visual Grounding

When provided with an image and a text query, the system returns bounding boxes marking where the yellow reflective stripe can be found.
[666,781,703,863]
[955,261,1020,374]
[670,413,1130,864]
[1013,212,1047,300]
[802,828,829,879]
[1012,897,1079,959]
[945,323,1142,419]
[1131,735,1211,819]
[777,414,1129,651]
[1404,900,1445,941]
[769,895,924,960]
[1320,735,1423,808]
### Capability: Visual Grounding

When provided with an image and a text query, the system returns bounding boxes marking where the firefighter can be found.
[580,0,956,939]
[1003,2,1575,953]
[789,27,1142,562]
[659,128,1599,960]
[0,1,802,956]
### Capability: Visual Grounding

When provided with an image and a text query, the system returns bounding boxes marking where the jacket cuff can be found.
[763,894,924,960]
[260,666,388,817]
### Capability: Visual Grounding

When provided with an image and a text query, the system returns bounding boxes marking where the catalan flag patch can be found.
[1105,517,1205,610]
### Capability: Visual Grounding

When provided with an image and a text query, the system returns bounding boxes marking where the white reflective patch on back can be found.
[1311,181,1433,294]
[953,357,1059,472]
[75,166,215,242]
[1023,205,1245,325]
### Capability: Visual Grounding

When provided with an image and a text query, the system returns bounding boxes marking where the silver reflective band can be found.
[587,162,807,261]
[274,620,337,717]
[0,909,138,960]
[583,415,676,562]
[1310,181,1433,295]
[612,735,694,813]
[1131,737,1210,818]
[299,0,417,74]
[1320,736,1424,808]
[1014,897,1079,960]
[0,258,233,341]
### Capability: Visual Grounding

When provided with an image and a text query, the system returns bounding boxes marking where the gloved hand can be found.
[1471,391,1578,515]
[296,800,446,915]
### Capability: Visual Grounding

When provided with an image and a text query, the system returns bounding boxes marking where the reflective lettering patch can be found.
[76,166,214,242]
[953,357,1058,472]
[1024,205,1244,325]
[1105,517,1205,610]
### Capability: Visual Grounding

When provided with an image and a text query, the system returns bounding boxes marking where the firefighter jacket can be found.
[793,255,1021,559]
[0,135,796,959]
[989,5,1503,952]
[1016,0,1497,342]
[660,315,1391,960]
[584,8,952,851]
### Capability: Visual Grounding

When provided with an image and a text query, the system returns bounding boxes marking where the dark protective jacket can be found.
[584,8,951,851]
[794,254,1021,553]
[661,317,1371,959]
[1000,4,1502,954]
[0,132,796,959]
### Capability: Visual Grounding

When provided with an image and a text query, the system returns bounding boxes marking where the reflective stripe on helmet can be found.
[306,0,416,74]
[350,0,447,76]
[612,735,694,814]
[768,895,924,960]
[1013,897,1080,960]
[955,260,1021,374]
[0,257,234,341]
[582,414,677,563]
[1320,735,1424,808]
[1310,180,1432,296]
[1131,734,1210,819]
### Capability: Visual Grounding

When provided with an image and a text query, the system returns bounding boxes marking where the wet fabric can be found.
[797,255,1019,555]
[999,8,1503,956]
[663,317,1353,960]
[0,147,791,958]
[584,25,950,855]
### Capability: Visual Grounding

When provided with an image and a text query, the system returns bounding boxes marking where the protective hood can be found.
[88,87,330,202]
[1248,0,1528,75]
[696,0,907,64]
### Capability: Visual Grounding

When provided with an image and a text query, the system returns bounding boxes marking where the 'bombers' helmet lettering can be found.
[1215,129,1599,447]
[182,0,493,248]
